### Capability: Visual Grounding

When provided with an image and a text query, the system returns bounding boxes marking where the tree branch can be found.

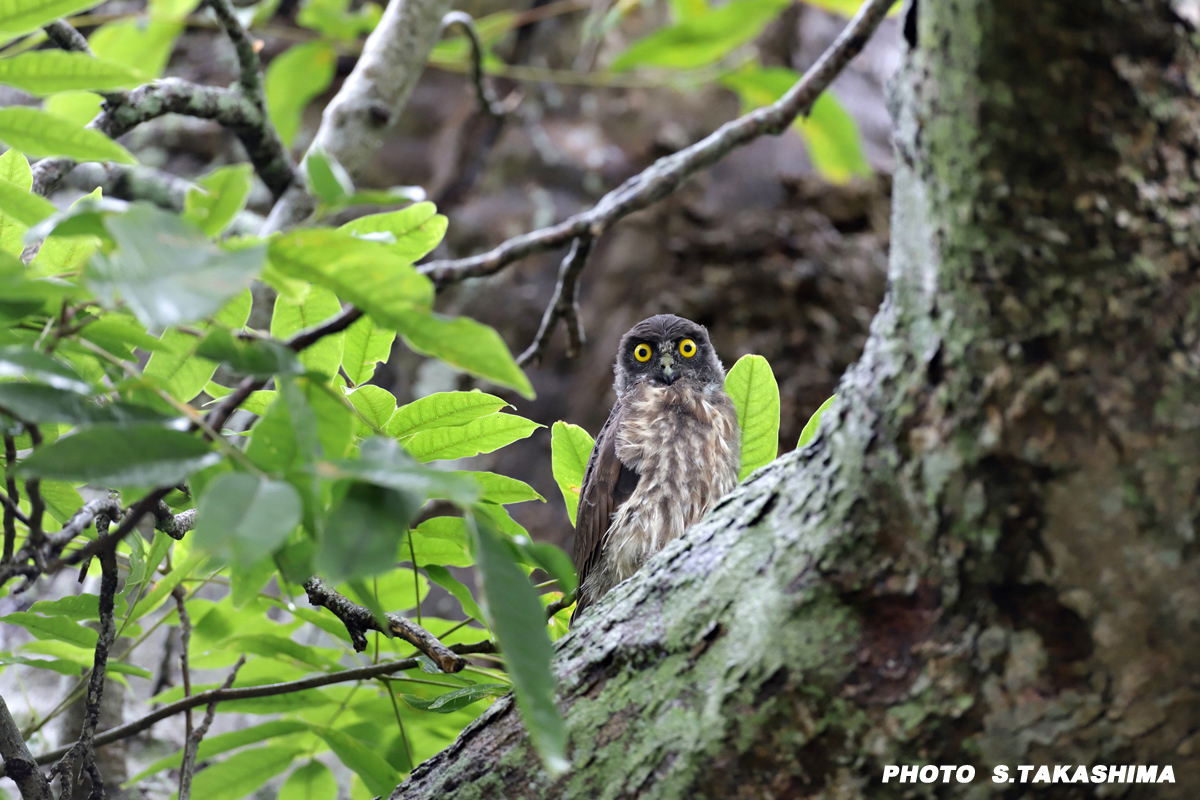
[32,80,294,199]
[303,576,467,673]
[0,695,52,800]
[418,0,893,287]
[517,236,592,366]
[262,0,453,232]
[205,0,266,110]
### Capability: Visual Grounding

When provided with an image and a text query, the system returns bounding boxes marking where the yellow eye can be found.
[679,338,697,358]
[633,343,652,362]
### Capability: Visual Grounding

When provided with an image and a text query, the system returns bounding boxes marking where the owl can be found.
[571,314,740,623]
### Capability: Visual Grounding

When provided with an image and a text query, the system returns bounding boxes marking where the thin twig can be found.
[419,0,893,286]
[2,436,17,563]
[24,425,44,546]
[7,652,488,774]
[518,236,592,366]
[440,11,507,118]
[50,548,118,796]
[178,651,243,800]
[303,576,466,673]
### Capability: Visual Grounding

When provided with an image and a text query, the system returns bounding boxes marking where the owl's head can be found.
[614,314,725,394]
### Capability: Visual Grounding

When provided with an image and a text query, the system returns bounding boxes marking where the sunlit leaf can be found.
[550,421,594,526]
[0,612,97,648]
[0,176,56,225]
[724,354,779,480]
[185,745,301,800]
[403,413,540,462]
[184,164,253,237]
[0,107,134,163]
[422,564,485,623]
[610,0,789,71]
[385,391,509,440]
[395,312,534,400]
[0,345,90,392]
[266,41,337,147]
[797,394,836,448]
[311,727,401,797]
[0,0,102,37]
[340,315,394,386]
[278,760,337,800]
[0,51,144,95]
[271,286,344,377]
[338,201,447,262]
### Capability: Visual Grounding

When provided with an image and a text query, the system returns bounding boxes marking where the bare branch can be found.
[0,696,53,800]
[32,79,294,199]
[3,436,21,562]
[518,236,592,366]
[205,0,267,110]
[50,548,118,797]
[42,20,92,54]
[440,12,507,118]
[179,646,243,800]
[24,425,44,546]
[152,504,197,541]
[262,0,453,233]
[303,576,467,673]
[419,0,893,287]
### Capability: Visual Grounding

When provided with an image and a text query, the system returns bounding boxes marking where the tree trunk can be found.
[391,0,1200,796]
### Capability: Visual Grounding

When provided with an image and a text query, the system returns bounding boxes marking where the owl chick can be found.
[571,314,740,623]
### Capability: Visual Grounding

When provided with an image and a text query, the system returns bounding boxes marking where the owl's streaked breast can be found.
[588,379,740,599]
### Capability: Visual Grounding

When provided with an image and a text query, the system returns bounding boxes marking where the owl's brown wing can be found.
[571,397,639,624]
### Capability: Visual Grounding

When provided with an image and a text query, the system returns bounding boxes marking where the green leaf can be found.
[316,481,415,582]
[0,149,30,257]
[305,147,353,204]
[125,721,311,786]
[0,107,134,163]
[1,612,97,648]
[401,683,508,714]
[323,437,480,504]
[0,0,101,36]
[471,515,568,774]
[0,51,144,95]
[797,394,836,448]
[0,383,173,426]
[41,90,102,128]
[550,421,594,526]
[385,391,509,440]
[463,471,545,505]
[32,479,83,525]
[0,177,56,225]
[271,286,344,377]
[0,653,83,676]
[724,354,779,480]
[395,311,534,400]
[144,330,218,403]
[128,551,208,621]
[422,564,486,623]
[721,67,869,184]
[265,41,337,147]
[15,423,220,485]
[340,315,394,386]
[403,413,540,463]
[229,556,276,609]
[268,230,435,327]
[183,745,300,800]
[183,164,253,237]
[195,328,303,378]
[407,517,473,567]
[278,760,337,800]
[610,0,789,71]
[246,376,353,471]
[342,568,429,614]
[346,385,395,436]
[338,201,447,262]
[29,593,99,621]
[312,727,401,797]
[0,345,90,392]
[192,474,302,563]
[87,204,265,330]
[88,18,182,79]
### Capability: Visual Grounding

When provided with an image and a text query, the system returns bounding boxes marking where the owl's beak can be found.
[659,354,676,385]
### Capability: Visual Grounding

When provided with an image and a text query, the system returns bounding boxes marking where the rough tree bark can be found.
[390,0,1200,796]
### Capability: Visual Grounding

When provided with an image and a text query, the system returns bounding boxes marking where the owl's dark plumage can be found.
[572,314,740,624]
